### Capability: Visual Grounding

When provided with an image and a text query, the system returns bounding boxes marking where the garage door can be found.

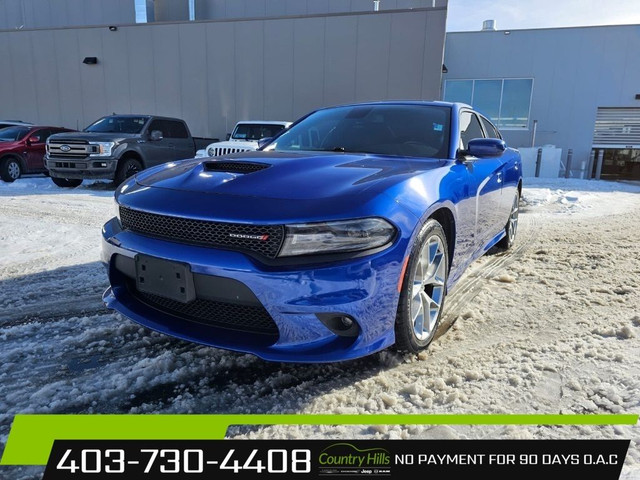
[593,107,640,148]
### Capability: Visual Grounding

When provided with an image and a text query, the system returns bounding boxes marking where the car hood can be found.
[208,140,258,150]
[135,151,447,201]
[48,132,138,142]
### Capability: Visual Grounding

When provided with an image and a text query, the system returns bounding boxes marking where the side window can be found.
[459,111,485,151]
[480,116,501,139]
[31,129,49,143]
[148,119,168,137]
[168,121,189,139]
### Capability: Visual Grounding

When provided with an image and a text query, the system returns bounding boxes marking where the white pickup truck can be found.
[196,120,291,157]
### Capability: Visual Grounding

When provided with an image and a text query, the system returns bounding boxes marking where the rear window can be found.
[232,124,287,141]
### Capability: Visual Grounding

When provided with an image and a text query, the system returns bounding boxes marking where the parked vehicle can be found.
[44,115,216,187]
[102,101,522,362]
[196,121,291,157]
[0,125,73,182]
[0,120,33,130]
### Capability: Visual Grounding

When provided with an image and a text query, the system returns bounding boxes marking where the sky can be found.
[446,0,640,32]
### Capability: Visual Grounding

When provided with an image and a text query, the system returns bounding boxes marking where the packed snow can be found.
[0,176,639,479]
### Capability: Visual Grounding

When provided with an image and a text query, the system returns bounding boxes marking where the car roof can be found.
[235,120,292,125]
[315,100,473,111]
[0,120,33,126]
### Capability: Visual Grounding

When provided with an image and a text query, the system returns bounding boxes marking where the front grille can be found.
[209,147,253,156]
[133,288,279,338]
[120,207,284,258]
[203,161,269,174]
[48,140,91,159]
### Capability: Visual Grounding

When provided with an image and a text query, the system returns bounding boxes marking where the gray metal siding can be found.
[0,9,446,139]
[157,0,448,21]
[444,25,640,178]
[1,0,135,30]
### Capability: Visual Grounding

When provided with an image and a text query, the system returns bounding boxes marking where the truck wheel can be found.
[115,158,143,186]
[51,177,83,188]
[0,157,22,182]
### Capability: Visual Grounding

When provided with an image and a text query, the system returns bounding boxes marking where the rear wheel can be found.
[51,177,83,188]
[497,190,520,250]
[395,219,449,353]
[115,157,143,186]
[0,157,22,182]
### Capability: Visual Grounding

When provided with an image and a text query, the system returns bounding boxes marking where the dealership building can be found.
[1,0,639,181]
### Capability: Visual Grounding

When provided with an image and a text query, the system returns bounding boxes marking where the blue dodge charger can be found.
[101,102,522,362]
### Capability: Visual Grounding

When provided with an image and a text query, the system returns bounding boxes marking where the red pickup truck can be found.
[0,125,73,182]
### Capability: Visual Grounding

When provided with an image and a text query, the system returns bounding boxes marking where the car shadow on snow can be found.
[0,175,116,197]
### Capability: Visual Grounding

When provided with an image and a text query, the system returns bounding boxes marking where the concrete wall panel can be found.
[0,8,446,140]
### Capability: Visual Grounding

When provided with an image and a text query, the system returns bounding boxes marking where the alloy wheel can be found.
[8,161,20,180]
[508,194,519,243]
[410,234,447,341]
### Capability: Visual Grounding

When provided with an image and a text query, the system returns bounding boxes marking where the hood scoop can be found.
[203,161,270,174]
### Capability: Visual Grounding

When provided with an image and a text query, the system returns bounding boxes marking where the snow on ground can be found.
[0,176,639,479]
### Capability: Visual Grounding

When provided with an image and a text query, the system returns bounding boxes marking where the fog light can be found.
[316,313,359,338]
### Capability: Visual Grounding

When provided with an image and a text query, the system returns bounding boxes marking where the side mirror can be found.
[226,133,231,141]
[150,130,163,141]
[28,136,41,145]
[466,138,507,158]
[257,137,273,150]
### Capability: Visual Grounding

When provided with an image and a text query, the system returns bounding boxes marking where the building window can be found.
[444,78,533,130]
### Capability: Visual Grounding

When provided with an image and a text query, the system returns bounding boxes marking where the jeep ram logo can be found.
[59,145,72,152]
[229,233,270,241]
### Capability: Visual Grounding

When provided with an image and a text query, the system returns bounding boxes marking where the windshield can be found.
[0,126,30,142]
[232,124,286,141]
[267,105,451,159]
[85,116,149,134]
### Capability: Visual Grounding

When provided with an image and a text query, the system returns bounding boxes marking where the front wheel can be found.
[394,218,449,353]
[497,190,520,250]
[115,158,143,186]
[51,177,83,188]
[0,157,22,182]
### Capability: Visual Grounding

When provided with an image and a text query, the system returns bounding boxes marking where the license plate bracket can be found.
[135,254,196,303]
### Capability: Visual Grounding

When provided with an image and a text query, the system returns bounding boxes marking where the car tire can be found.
[0,157,22,183]
[51,177,83,188]
[394,218,449,353]
[115,157,143,186]
[497,190,520,250]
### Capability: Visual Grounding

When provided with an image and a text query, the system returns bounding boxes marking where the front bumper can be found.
[101,217,408,362]
[45,155,118,180]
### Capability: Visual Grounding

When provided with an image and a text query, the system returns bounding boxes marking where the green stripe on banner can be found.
[1,414,637,465]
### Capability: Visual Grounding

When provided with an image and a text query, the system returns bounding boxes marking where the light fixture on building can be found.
[108,26,118,31]
[82,57,98,65]
[442,64,448,73]
[504,31,511,35]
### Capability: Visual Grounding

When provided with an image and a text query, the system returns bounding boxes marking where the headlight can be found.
[279,218,396,257]
[89,141,115,157]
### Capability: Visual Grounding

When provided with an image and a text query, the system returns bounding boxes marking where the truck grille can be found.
[133,287,279,339]
[208,147,254,157]
[48,140,91,159]
[119,206,284,259]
